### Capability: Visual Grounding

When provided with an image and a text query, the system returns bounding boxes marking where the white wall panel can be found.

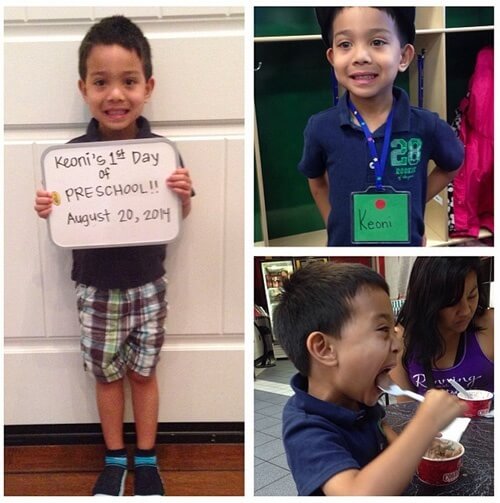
[223,139,244,334]
[25,6,94,21]
[161,7,235,17]
[146,36,243,122]
[5,21,243,125]
[228,7,245,16]
[4,41,83,126]
[5,6,245,23]
[4,342,243,425]
[165,138,226,335]
[39,240,79,338]
[5,350,97,425]
[4,7,26,21]
[4,144,46,339]
[94,7,161,19]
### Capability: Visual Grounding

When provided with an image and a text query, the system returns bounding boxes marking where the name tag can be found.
[351,187,410,244]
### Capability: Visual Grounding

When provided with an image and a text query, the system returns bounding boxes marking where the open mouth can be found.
[375,366,393,386]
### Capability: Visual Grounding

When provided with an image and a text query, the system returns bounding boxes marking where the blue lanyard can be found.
[330,68,339,106]
[417,49,426,108]
[347,97,395,191]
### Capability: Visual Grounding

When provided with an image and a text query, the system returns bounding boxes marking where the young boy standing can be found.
[273,261,466,495]
[299,8,464,246]
[34,16,193,496]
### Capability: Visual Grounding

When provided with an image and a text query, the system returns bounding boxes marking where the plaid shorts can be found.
[76,277,167,383]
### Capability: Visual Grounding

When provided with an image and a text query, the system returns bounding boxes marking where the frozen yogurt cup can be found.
[417,439,465,485]
[457,389,493,417]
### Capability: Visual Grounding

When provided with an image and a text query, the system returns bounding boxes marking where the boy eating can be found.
[274,261,466,495]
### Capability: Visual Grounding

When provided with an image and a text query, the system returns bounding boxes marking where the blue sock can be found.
[105,447,128,468]
[134,447,158,467]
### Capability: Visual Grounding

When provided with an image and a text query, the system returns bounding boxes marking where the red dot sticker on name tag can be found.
[375,199,386,210]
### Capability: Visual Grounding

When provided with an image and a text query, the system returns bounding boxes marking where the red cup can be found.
[417,440,464,486]
[458,390,493,417]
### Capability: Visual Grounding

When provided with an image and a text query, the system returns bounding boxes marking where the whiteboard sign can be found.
[41,138,181,249]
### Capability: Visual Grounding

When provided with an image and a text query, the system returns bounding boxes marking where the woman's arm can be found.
[476,307,494,360]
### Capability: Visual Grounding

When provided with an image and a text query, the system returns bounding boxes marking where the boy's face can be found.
[78,44,155,141]
[328,286,400,410]
[326,7,414,106]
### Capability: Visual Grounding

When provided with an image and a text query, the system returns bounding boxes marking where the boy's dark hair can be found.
[78,15,152,80]
[398,257,487,379]
[315,7,416,48]
[273,261,389,376]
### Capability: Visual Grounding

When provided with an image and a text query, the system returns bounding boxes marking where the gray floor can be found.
[254,359,296,496]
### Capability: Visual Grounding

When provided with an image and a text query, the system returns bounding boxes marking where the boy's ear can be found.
[326,47,335,68]
[306,331,339,367]
[145,77,155,102]
[399,44,415,72]
[78,79,88,102]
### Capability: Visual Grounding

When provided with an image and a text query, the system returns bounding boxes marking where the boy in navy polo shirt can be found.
[273,261,465,495]
[299,7,464,246]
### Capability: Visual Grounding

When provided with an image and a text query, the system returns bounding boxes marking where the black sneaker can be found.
[134,465,165,496]
[92,465,127,496]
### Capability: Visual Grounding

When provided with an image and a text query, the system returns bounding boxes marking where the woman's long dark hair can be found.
[398,257,487,379]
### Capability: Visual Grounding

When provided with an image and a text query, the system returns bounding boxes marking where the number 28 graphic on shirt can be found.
[390,138,422,166]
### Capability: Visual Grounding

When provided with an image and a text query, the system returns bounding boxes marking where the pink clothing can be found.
[450,47,494,238]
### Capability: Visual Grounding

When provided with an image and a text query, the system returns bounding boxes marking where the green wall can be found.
[255,38,330,239]
[445,7,493,28]
[254,163,263,242]
[255,7,319,37]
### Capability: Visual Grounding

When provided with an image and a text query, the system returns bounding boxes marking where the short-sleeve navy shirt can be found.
[69,116,169,289]
[298,87,464,246]
[283,373,388,496]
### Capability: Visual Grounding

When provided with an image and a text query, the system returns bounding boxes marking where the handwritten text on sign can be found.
[41,138,181,249]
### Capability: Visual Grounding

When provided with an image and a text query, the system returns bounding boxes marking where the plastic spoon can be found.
[447,378,472,399]
[377,374,471,438]
[377,373,425,402]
